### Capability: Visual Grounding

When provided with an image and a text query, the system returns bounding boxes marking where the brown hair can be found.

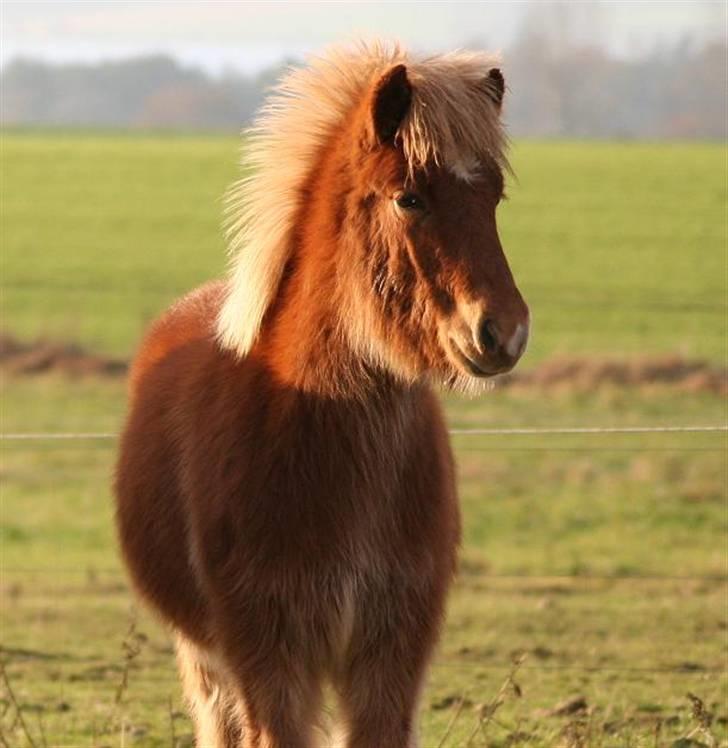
[116,39,528,747]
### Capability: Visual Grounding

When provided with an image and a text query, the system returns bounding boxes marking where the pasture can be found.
[1,133,726,746]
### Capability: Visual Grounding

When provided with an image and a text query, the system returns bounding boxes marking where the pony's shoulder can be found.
[128,280,228,397]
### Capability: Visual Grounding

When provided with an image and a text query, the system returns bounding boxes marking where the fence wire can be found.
[5,279,726,315]
[1,424,726,441]
[2,567,727,582]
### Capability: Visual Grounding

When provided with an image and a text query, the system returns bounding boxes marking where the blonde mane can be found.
[216,41,507,357]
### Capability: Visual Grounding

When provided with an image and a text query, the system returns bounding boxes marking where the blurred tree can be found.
[0,39,724,139]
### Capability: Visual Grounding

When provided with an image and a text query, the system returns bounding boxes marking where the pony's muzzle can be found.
[448,302,529,377]
[475,312,529,372]
[479,316,529,361]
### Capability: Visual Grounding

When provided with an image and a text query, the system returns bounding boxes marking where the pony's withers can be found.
[115,41,529,748]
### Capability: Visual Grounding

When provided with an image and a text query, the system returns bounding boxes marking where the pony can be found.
[114,41,529,748]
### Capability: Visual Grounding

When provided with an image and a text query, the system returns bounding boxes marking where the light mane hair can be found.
[216,40,507,357]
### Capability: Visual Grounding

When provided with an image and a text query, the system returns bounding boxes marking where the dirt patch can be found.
[499,354,727,396]
[0,333,127,377]
[0,333,725,395]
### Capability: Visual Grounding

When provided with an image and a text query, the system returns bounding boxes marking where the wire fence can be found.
[3,569,727,585]
[1,424,726,441]
[1,660,722,679]
[4,279,726,314]
[2,425,724,581]
[2,410,725,682]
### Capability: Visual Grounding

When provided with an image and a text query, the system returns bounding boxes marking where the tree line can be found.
[1,38,724,139]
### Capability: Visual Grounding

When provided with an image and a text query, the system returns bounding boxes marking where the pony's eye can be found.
[394,192,425,211]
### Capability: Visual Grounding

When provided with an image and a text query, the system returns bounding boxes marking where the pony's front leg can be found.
[176,634,243,748]
[334,580,446,748]
[207,588,325,748]
[233,668,322,748]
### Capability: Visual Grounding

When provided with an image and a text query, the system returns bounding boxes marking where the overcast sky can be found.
[1,1,725,74]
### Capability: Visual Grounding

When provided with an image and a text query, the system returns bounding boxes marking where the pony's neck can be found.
[252,119,398,399]
[254,233,384,399]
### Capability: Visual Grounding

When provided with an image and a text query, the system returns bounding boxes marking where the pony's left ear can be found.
[370,64,412,145]
[483,68,505,111]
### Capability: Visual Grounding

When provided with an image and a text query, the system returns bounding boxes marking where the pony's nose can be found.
[478,318,500,354]
[476,316,529,366]
[504,321,529,360]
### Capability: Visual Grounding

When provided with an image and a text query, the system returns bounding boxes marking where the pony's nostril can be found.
[479,318,499,353]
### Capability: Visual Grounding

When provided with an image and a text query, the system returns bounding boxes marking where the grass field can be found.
[1,132,726,747]
[2,134,725,363]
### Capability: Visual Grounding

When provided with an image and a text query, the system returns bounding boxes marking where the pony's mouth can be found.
[447,339,499,378]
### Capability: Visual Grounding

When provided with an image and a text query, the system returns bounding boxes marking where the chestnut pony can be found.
[115,42,529,748]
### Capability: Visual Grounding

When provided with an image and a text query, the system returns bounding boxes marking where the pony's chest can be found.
[185,386,452,566]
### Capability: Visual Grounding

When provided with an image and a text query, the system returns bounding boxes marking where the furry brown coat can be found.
[115,41,529,748]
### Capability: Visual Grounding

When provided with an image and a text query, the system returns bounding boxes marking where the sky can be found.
[1,1,725,75]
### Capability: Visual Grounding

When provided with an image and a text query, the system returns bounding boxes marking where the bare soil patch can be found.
[1,333,725,395]
[0,333,127,377]
[499,354,727,396]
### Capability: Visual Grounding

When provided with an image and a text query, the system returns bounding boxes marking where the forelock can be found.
[400,51,509,178]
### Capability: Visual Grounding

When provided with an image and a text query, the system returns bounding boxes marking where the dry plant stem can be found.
[652,719,662,748]
[99,611,144,738]
[463,655,525,748]
[436,696,468,748]
[35,712,48,748]
[115,614,143,706]
[0,660,39,748]
[168,695,176,748]
[684,692,717,747]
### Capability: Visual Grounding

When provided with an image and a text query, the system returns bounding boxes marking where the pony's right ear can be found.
[483,68,505,111]
[369,64,412,145]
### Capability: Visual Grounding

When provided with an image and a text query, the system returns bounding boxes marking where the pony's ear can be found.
[483,68,505,111]
[370,64,412,145]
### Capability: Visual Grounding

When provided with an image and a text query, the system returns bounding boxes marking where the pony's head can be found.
[341,57,529,387]
[218,43,529,390]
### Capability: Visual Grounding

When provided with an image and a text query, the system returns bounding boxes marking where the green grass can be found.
[1,133,236,356]
[0,133,726,746]
[1,134,726,362]
[501,141,727,364]
[2,382,725,746]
